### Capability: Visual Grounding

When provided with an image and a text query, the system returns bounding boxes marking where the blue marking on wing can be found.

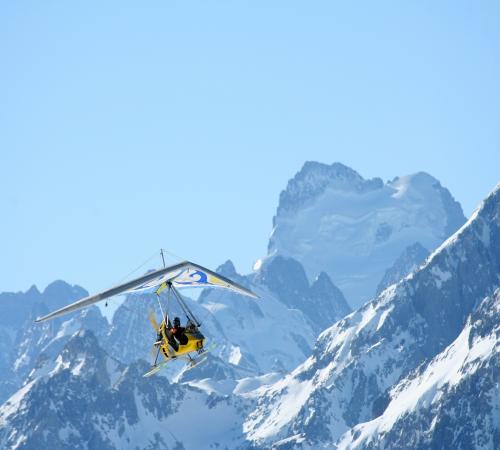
[175,270,208,285]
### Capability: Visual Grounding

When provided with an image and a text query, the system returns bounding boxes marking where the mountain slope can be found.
[268,162,465,307]
[245,184,499,448]
[0,330,252,450]
[338,289,499,450]
[198,257,350,374]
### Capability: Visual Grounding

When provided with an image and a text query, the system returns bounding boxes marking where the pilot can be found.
[171,317,188,346]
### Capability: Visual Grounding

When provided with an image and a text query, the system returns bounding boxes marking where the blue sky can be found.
[1,1,499,294]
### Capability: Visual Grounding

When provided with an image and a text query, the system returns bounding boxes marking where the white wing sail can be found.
[35,261,258,323]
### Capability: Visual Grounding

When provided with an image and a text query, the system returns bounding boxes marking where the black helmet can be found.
[173,317,181,327]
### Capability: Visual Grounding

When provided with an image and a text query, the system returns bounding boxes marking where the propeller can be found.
[148,310,160,332]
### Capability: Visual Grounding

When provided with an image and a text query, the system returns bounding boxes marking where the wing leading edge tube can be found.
[35,260,258,323]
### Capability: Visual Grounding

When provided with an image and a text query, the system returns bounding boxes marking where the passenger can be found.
[171,316,188,346]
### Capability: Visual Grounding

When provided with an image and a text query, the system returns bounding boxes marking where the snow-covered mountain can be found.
[268,162,465,307]
[0,281,91,403]
[197,257,350,374]
[0,162,496,450]
[245,184,499,448]
[338,289,499,450]
[0,330,252,450]
[0,250,354,449]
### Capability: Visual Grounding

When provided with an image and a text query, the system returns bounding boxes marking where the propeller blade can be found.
[148,310,160,331]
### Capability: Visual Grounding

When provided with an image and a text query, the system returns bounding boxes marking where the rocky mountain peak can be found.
[255,255,310,299]
[310,272,350,312]
[311,271,333,289]
[25,285,40,297]
[42,280,88,312]
[216,259,238,277]
[276,161,383,216]
[309,271,351,328]
[62,329,100,356]
[253,255,350,332]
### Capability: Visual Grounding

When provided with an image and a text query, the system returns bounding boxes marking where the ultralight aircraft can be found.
[35,257,258,376]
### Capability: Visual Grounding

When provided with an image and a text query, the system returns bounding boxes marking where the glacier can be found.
[268,162,465,308]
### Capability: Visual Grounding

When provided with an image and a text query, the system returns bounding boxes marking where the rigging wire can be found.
[105,247,178,308]
[119,246,186,285]
[102,250,159,309]
[114,250,160,285]
[100,247,201,328]
[171,284,201,327]
[113,246,186,294]
[198,303,213,327]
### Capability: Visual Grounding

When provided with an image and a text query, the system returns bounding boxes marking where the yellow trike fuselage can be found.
[158,321,205,359]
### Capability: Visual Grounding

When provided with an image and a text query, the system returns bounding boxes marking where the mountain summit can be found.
[268,162,465,307]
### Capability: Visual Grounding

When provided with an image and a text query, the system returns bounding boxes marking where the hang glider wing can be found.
[35,261,258,323]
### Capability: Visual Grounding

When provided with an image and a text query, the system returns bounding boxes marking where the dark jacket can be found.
[171,326,188,345]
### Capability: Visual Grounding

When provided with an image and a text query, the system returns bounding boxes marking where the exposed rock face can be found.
[376,242,429,295]
[274,162,384,216]
[268,162,465,307]
[310,272,351,329]
[252,255,351,333]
